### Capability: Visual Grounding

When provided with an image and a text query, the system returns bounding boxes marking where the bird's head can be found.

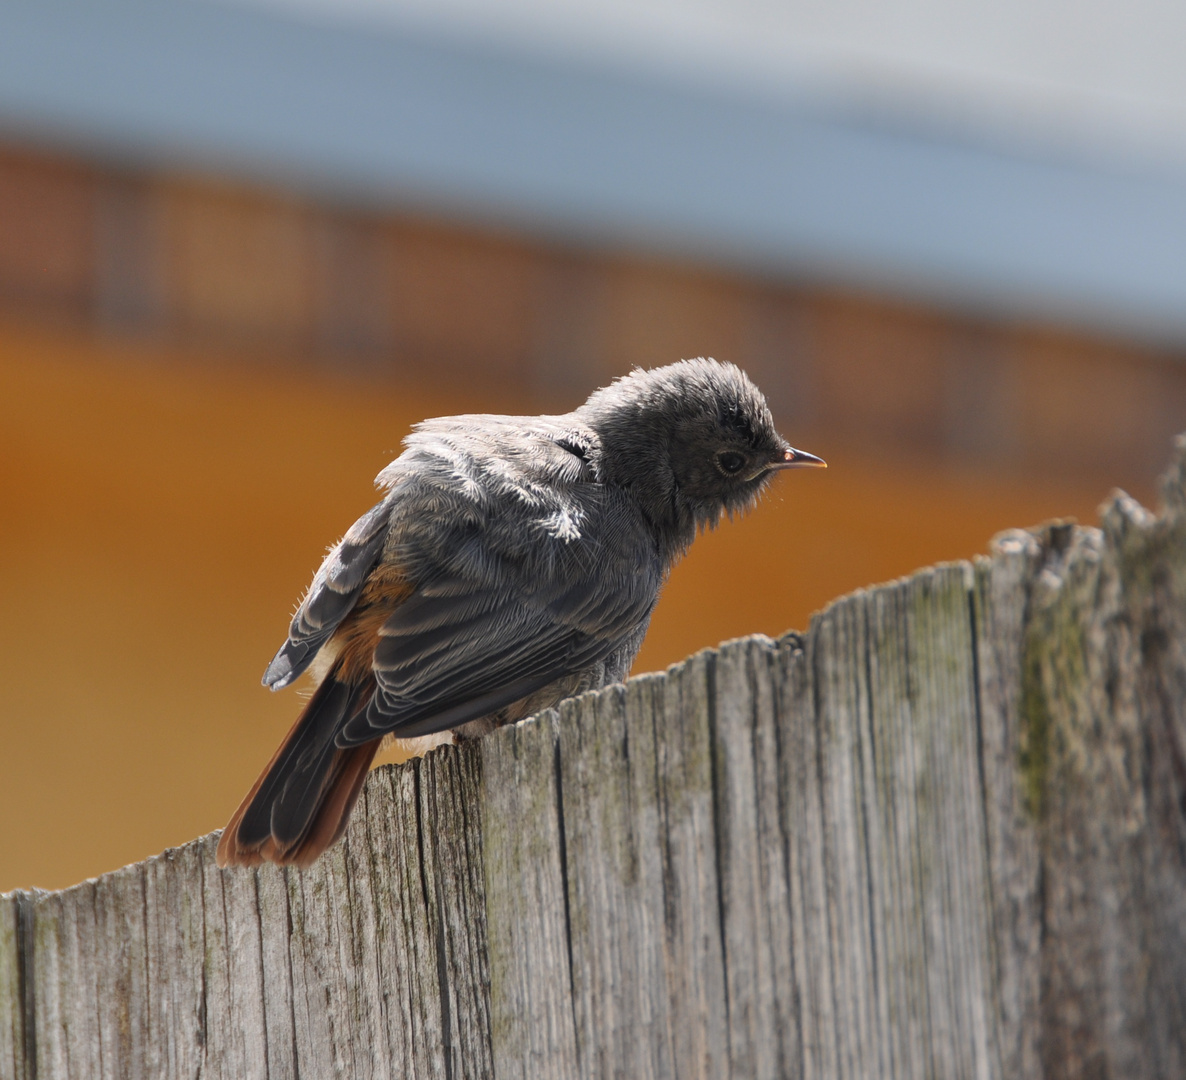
[578,358,824,555]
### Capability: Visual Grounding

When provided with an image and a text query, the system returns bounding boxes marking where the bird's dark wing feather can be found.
[336,569,656,746]
[262,497,392,690]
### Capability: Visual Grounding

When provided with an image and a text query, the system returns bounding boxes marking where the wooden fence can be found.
[4,444,1186,1079]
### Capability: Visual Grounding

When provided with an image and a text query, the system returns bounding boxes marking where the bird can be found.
[216,358,825,868]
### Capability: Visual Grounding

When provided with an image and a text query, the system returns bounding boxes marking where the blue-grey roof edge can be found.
[2,0,1186,347]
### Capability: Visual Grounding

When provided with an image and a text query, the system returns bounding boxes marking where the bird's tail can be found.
[216,662,381,868]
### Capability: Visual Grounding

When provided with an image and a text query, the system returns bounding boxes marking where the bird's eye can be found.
[716,451,748,475]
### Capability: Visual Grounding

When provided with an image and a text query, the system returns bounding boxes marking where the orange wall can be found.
[0,321,1153,891]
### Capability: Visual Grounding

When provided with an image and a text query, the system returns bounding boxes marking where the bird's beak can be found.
[770,445,827,470]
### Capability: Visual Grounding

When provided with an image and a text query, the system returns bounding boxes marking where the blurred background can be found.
[3,0,1185,891]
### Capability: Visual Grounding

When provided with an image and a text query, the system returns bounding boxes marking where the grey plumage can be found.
[219,357,824,867]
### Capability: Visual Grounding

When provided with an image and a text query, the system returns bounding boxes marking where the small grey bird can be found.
[217,358,824,868]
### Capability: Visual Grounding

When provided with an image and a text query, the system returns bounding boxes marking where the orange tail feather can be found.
[216,667,381,868]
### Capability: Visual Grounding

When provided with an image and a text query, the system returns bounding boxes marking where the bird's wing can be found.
[262,497,392,690]
[336,560,658,745]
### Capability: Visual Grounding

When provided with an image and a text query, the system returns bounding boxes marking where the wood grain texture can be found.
[972,531,1044,1080]
[0,892,28,1080]
[556,655,728,1080]
[481,711,580,1080]
[5,442,1186,1078]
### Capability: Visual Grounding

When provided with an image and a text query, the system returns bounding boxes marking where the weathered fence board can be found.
[5,442,1186,1079]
